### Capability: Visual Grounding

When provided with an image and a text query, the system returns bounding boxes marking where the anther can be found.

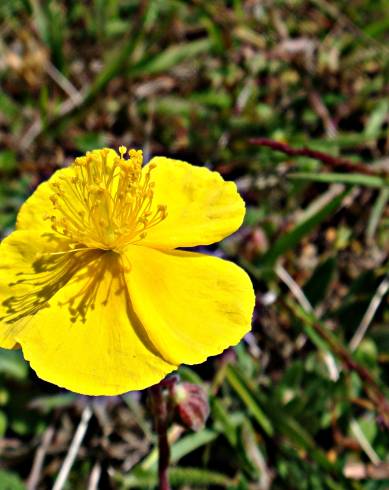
[119,146,127,159]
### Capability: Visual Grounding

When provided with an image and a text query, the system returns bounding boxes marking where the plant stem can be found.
[149,382,171,490]
[250,137,377,176]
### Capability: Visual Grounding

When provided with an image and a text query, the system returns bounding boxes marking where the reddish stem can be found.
[149,382,171,490]
[250,137,376,176]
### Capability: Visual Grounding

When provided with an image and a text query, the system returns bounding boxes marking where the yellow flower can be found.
[0,148,254,395]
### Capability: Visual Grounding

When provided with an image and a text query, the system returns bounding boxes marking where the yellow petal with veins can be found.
[16,167,73,234]
[140,157,245,249]
[0,230,69,348]
[124,245,255,365]
[0,231,175,394]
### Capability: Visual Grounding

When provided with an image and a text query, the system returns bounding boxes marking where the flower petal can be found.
[141,157,245,249]
[0,230,70,348]
[124,245,255,365]
[16,167,74,233]
[16,149,118,233]
[0,232,175,394]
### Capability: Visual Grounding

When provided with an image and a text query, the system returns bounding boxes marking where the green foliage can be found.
[0,0,388,488]
[0,350,28,380]
[0,471,25,490]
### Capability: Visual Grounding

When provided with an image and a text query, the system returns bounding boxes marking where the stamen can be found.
[42,248,93,256]
[47,148,167,251]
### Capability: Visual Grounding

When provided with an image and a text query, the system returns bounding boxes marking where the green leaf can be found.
[74,133,108,153]
[0,411,7,437]
[367,187,389,240]
[225,366,273,436]
[118,466,233,488]
[178,366,203,384]
[0,470,25,490]
[130,39,212,77]
[30,0,65,70]
[365,99,389,138]
[0,350,28,380]
[42,3,156,139]
[211,398,238,446]
[170,429,218,463]
[260,189,349,266]
[29,393,77,413]
[140,429,218,471]
[288,172,388,188]
[0,93,20,121]
[303,257,337,307]
[0,151,17,174]
[228,365,341,475]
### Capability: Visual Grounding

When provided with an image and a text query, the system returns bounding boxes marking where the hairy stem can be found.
[250,137,377,176]
[149,382,171,490]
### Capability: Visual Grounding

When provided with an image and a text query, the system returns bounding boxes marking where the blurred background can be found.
[1,0,389,488]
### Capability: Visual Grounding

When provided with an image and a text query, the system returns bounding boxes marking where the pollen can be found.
[47,148,167,251]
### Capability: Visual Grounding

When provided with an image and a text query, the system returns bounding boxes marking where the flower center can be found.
[47,147,167,251]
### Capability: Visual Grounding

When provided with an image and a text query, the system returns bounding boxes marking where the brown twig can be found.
[250,137,377,176]
[27,425,55,490]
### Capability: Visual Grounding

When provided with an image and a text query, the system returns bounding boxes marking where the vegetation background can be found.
[0,0,389,488]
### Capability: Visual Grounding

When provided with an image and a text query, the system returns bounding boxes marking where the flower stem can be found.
[149,382,171,490]
[250,137,377,175]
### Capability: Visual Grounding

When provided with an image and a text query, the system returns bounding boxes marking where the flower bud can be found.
[171,382,209,432]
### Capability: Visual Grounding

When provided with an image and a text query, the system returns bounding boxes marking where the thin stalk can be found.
[149,382,171,490]
[250,137,379,176]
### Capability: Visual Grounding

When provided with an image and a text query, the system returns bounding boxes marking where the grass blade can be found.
[289,172,388,188]
[260,189,349,266]
[226,366,273,436]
